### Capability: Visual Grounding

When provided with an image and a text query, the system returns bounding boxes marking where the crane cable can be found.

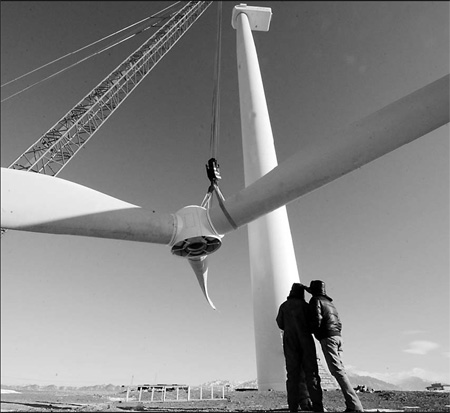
[2,36,135,104]
[209,0,222,161]
[202,0,223,207]
[202,2,237,230]
[0,1,182,103]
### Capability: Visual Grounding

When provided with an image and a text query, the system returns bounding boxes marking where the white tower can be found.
[232,4,300,391]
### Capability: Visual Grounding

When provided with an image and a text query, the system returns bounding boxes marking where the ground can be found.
[1,388,449,412]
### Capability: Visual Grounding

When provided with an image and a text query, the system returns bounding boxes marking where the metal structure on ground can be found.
[125,384,226,402]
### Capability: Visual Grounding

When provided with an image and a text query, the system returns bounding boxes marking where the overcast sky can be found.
[1,1,449,387]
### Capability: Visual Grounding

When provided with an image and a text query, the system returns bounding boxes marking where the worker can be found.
[303,280,364,412]
[276,283,324,412]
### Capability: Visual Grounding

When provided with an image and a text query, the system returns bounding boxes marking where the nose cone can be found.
[170,206,222,258]
[188,256,216,310]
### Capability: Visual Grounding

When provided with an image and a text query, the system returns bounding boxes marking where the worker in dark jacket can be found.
[276,283,324,412]
[304,280,364,412]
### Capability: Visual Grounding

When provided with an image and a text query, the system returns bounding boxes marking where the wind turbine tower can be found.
[232,4,300,391]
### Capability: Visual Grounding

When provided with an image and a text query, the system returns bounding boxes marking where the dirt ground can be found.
[1,388,449,412]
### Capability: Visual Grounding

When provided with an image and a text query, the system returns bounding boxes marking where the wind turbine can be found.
[1,4,448,391]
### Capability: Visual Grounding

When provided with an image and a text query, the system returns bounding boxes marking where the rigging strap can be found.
[212,183,238,230]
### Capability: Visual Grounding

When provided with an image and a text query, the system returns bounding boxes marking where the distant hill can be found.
[395,377,435,391]
[0,384,123,392]
[347,373,439,391]
[201,379,257,390]
[347,373,400,391]
[1,375,440,393]
[203,375,435,392]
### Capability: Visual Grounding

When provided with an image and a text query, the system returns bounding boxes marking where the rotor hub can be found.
[169,206,223,258]
[171,235,221,258]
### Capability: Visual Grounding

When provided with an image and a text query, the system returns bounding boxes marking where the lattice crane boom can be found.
[7,1,212,176]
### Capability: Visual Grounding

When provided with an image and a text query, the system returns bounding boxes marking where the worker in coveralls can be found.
[276,283,324,412]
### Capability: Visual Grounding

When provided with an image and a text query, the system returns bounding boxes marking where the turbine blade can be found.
[188,256,216,310]
[1,168,174,244]
[209,74,450,234]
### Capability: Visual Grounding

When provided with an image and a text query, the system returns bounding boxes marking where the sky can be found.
[1,1,449,388]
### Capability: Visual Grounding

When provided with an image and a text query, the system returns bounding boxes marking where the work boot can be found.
[312,403,325,412]
[300,398,313,411]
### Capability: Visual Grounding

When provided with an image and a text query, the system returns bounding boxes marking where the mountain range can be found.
[0,375,441,392]
[202,374,436,392]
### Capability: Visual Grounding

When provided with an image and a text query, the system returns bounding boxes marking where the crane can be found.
[6,1,212,176]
